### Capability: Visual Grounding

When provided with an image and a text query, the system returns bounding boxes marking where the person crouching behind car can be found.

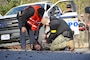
[41,16,75,51]
[17,5,45,51]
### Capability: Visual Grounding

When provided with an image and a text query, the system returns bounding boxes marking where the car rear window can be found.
[5,6,28,16]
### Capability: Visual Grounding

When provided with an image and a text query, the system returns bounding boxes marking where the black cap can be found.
[67,4,71,8]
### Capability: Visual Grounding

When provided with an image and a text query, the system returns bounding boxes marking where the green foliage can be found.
[74,0,90,14]
[0,5,9,15]
[0,0,19,15]
[0,0,90,15]
[7,0,11,2]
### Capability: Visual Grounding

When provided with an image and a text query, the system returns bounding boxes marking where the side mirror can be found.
[85,7,90,14]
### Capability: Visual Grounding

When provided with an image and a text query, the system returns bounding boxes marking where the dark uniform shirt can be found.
[47,17,73,43]
[19,6,34,27]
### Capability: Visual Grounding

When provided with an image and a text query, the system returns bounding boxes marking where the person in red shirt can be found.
[17,5,45,50]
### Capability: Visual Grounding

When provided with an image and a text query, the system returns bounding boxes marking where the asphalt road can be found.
[0,26,90,60]
[0,49,90,60]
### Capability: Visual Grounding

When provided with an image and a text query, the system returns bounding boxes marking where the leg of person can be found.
[50,35,75,51]
[28,30,35,49]
[73,35,78,48]
[77,31,81,48]
[80,31,85,48]
[20,29,26,49]
[38,25,45,44]
[78,31,84,48]
[50,35,67,51]
[27,28,41,51]
[18,19,26,49]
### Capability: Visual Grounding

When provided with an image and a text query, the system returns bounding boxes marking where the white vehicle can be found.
[0,1,61,44]
[45,0,79,35]
[0,0,79,45]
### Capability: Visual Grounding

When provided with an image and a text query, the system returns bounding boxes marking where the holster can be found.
[62,31,74,40]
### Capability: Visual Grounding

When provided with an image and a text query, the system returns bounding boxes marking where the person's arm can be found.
[19,6,34,27]
[17,10,23,19]
[34,23,43,40]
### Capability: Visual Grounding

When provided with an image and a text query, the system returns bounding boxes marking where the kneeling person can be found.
[42,16,75,51]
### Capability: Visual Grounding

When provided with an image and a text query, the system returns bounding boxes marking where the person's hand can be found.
[21,27,26,32]
[41,17,50,25]
[42,40,47,43]
[42,34,47,39]
[34,44,41,51]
